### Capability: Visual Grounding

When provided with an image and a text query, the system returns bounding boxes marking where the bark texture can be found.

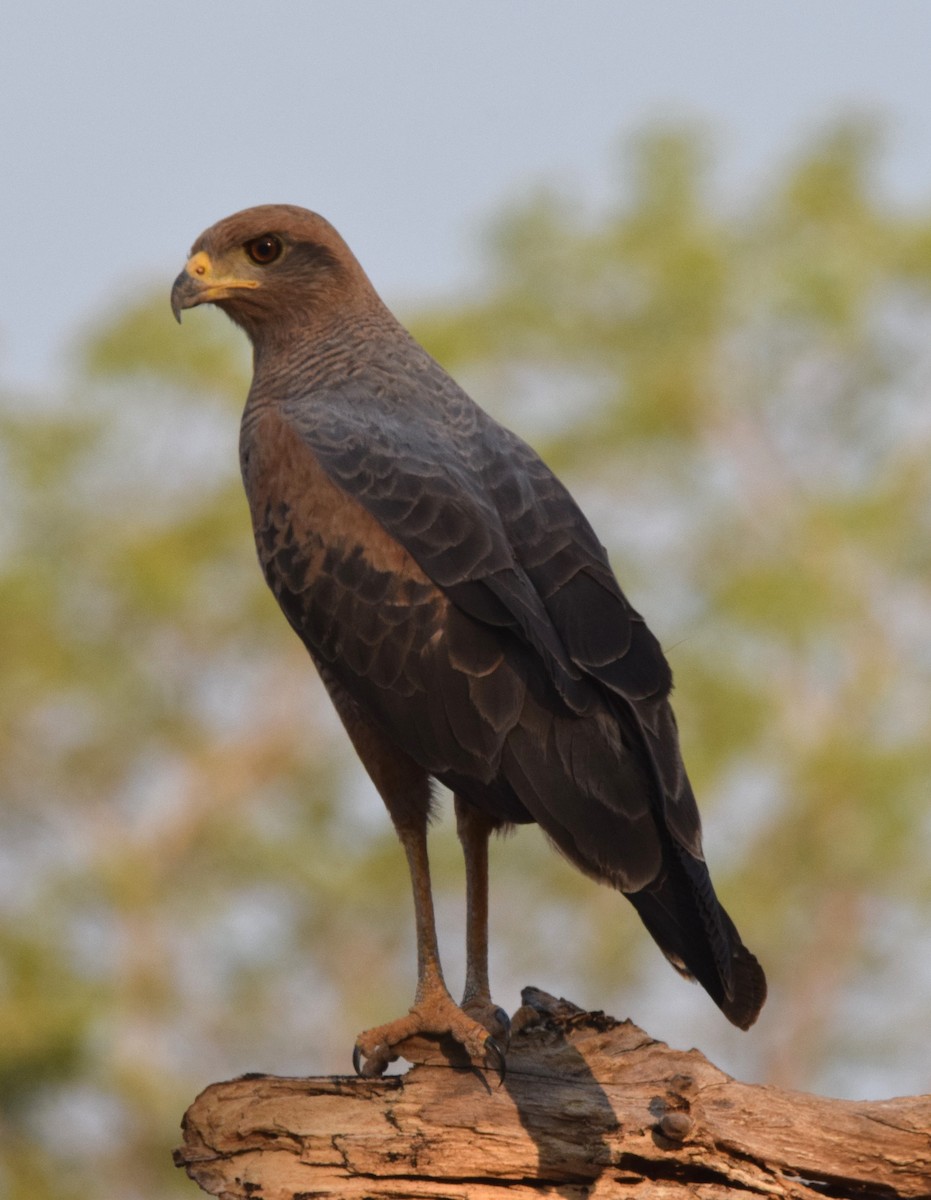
[174,989,931,1199]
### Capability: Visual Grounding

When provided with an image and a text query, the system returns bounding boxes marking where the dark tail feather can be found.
[627,842,767,1030]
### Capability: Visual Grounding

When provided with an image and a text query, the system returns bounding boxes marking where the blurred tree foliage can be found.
[2,119,931,1198]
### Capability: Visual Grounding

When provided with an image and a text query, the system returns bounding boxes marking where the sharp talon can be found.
[352,1044,364,1076]
[484,1035,507,1085]
[493,1007,512,1049]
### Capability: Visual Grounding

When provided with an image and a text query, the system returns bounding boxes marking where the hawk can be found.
[171,205,765,1077]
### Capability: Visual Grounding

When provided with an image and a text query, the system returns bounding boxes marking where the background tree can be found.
[2,118,930,1200]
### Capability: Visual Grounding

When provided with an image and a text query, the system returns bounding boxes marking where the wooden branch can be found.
[174,988,931,1199]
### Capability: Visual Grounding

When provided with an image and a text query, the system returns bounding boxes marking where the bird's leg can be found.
[455,797,511,1049]
[403,803,446,1007]
[326,693,507,1078]
[353,789,505,1078]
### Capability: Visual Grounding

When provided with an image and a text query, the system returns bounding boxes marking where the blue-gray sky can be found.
[4,0,931,388]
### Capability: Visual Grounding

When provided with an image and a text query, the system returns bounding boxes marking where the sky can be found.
[4,1,931,390]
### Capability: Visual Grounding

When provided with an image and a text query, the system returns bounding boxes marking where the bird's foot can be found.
[462,994,511,1052]
[353,990,509,1081]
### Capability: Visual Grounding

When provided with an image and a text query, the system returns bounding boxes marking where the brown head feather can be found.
[173,204,382,344]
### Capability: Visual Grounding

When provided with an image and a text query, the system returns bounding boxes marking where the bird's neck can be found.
[247,301,411,404]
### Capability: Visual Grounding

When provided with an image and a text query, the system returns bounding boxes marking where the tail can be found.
[627,838,767,1030]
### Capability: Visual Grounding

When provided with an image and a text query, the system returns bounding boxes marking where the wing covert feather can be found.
[281,384,695,847]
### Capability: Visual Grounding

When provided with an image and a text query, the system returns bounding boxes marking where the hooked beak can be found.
[170,250,260,323]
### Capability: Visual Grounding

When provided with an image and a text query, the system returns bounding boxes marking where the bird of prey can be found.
[171,205,766,1077]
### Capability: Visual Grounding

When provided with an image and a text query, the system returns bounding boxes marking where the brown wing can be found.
[278,380,699,853]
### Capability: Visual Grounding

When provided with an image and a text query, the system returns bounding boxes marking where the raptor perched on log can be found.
[171,204,766,1077]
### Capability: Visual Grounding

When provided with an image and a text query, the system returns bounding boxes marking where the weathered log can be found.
[174,988,931,1199]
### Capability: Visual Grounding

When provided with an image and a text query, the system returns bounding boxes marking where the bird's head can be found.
[171,204,376,342]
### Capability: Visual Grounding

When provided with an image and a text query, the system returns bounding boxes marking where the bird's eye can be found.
[245,234,283,265]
